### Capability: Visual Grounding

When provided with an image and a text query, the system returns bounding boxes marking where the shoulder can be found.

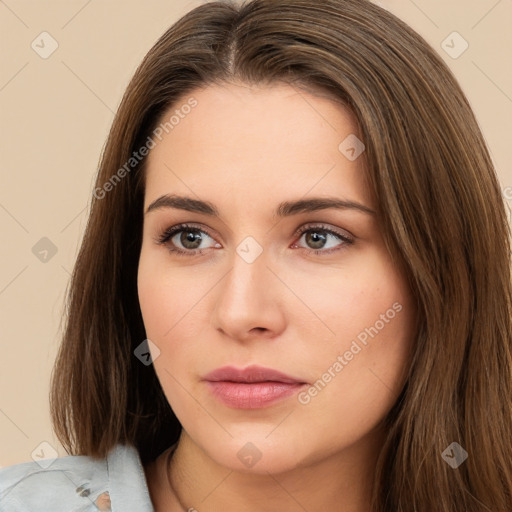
[0,444,154,511]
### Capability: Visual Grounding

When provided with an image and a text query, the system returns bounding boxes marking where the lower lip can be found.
[206,381,306,409]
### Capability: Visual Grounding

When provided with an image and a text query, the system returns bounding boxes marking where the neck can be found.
[147,427,385,512]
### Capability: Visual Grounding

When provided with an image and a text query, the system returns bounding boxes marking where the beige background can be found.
[1,0,511,466]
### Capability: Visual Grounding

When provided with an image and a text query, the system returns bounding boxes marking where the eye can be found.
[155,223,221,256]
[292,224,354,255]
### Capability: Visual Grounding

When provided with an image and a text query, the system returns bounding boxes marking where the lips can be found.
[203,365,305,384]
[203,365,308,409]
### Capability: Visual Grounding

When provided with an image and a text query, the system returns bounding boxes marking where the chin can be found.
[201,431,312,475]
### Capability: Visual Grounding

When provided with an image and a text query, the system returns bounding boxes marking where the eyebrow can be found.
[145,194,376,217]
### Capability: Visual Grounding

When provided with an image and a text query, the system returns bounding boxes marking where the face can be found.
[137,81,417,474]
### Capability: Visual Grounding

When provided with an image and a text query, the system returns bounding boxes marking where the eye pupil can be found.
[306,231,327,249]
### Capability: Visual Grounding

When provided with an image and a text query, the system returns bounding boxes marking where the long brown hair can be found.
[50,0,512,510]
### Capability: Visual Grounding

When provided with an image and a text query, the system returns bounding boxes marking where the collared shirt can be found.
[0,444,154,511]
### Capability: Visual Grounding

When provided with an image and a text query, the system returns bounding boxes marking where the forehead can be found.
[144,82,373,213]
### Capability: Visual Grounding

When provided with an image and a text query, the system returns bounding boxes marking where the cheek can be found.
[281,246,414,355]
[137,247,209,339]
[137,267,170,341]
[137,248,216,385]
[301,310,413,451]
[291,249,415,414]
[137,253,206,422]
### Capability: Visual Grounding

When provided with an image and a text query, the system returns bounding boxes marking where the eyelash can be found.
[154,222,354,257]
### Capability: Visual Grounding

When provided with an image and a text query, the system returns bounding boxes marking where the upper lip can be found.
[203,365,307,384]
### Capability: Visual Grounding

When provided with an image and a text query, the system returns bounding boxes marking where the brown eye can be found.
[156,223,221,256]
[304,231,329,249]
[177,229,204,249]
[293,225,354,255]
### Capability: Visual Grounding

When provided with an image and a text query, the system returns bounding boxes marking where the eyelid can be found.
[293,223,354,242]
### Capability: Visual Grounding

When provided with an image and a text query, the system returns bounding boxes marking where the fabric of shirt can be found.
[0,443,155,511]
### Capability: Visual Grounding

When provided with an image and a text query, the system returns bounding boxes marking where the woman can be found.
[1,0,511,510]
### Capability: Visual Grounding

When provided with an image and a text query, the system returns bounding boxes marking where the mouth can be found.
[202,365,308,409]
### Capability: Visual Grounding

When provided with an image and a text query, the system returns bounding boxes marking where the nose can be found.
[211,247,287,343]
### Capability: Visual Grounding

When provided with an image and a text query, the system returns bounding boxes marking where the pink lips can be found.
[203,365,307,409]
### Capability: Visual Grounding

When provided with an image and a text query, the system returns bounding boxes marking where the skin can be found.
[138,81,417,512]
